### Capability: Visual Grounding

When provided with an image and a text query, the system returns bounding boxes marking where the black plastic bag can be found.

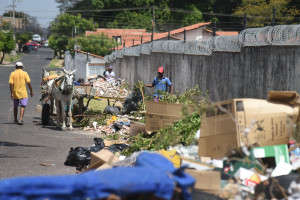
[93,138,105,147]
[103,106,120,115]
[64,138,105,170]
[64,147,91,168]
[108,144,129,153]
[111,122,123,132]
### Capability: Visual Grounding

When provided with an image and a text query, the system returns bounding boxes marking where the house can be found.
[0,16,25,29]
[86,22,238,50]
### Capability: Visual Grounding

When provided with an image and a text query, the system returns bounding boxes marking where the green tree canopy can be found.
[49,13,97,58]
[0,31,15,64]
[68,34,116,56]
[234,0,299,27]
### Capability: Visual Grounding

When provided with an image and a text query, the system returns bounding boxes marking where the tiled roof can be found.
[204,29,238,36]
[216,31,239,36]
[86,23,238,51]
[170,22,211,35]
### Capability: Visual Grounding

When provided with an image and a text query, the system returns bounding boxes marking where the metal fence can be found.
[104,24,300,63]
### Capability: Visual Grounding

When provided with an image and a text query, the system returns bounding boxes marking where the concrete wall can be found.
[110,45,300,101]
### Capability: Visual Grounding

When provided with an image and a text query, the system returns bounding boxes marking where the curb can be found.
[0,64,14,67]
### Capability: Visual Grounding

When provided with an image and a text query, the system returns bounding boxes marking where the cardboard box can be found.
[185,169,220,195]
[199,98,299,158]
[146,101,195,132]
[253,144,289,165]
[88,149,119,170]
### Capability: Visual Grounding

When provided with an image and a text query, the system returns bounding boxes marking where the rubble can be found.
[90,78,130,98]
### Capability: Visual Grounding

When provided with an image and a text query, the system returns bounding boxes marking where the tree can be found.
[0,21,11,31]
[49,13,97,58]
[0,31,15,64]
[55,0,82,12]
[58,0,205,32]
[234,0,299,27]
[16,32,32,53]
[68,34,116,56]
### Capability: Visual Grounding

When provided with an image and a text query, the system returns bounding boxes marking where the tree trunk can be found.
[0,52,5,64]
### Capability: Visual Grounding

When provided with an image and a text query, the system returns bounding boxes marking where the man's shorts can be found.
[14,98,28,108]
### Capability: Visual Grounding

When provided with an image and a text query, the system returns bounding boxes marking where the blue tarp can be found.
[0,152,195,200]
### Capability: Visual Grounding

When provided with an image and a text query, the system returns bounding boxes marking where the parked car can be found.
[23,45,34,53]
[25,41,42,47]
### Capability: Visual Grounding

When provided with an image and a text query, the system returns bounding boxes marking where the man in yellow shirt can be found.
[9,62,33,125]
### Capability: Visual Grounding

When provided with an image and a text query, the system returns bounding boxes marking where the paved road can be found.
[0,48,95,179]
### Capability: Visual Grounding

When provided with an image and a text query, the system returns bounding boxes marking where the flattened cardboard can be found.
[146,101,195,132]
[199,98,298,158]
[268,91,300,106]
[185,169,220,195]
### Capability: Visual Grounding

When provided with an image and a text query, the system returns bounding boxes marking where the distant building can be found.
[0,16,25,29]
[86,22,238,50]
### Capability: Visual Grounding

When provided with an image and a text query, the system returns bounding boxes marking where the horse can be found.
[51,69,76,130]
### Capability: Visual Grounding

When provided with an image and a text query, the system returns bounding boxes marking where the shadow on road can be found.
[0,154,28,158]
[0,141,45,147]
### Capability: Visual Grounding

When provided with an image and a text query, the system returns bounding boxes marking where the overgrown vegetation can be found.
[121,85,210,156]
[122,111,203,156]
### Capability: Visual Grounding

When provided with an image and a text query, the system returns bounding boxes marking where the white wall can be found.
[173,26,212,41]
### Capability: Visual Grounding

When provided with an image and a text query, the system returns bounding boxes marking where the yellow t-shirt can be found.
[9,69,31,99]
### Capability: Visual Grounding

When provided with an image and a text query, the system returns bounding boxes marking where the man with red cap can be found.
[146,67,173,101]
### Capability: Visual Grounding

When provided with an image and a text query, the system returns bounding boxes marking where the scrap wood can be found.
[39,163,55,166]
[104,139,125,146]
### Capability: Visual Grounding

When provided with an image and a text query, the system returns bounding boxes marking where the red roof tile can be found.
[204,29,238,36]
[170,22,211,35]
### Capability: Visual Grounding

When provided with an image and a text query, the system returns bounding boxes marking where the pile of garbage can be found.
[90,78,130,98]
[82,115,134,136]
[71,90,300,199]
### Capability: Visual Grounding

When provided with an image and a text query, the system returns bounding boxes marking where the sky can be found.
[0,0,60,28]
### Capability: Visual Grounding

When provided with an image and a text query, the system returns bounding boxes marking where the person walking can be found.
[145,67,173,102]
[9,62,33,125]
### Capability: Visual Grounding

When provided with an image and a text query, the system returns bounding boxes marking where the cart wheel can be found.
[42,103,50,125]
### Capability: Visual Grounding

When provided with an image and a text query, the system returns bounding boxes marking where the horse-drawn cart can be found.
[40,69,129,127]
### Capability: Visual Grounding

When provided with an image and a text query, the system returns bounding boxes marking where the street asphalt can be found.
[0,48,96,180]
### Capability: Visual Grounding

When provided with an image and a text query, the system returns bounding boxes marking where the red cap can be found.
[158,67,164,73]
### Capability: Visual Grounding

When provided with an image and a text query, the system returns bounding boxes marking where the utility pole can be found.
[75,26,77,46]
[152,6,155,33]
[272,8,276,26]
[12,0,16,55]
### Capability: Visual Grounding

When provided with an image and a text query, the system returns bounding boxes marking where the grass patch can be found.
[2,53,23,64]
[83,98,123,111]
[84,98,107,111]
[48,58,64,68]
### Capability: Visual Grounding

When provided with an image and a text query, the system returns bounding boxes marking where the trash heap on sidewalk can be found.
[70,89,300,199]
